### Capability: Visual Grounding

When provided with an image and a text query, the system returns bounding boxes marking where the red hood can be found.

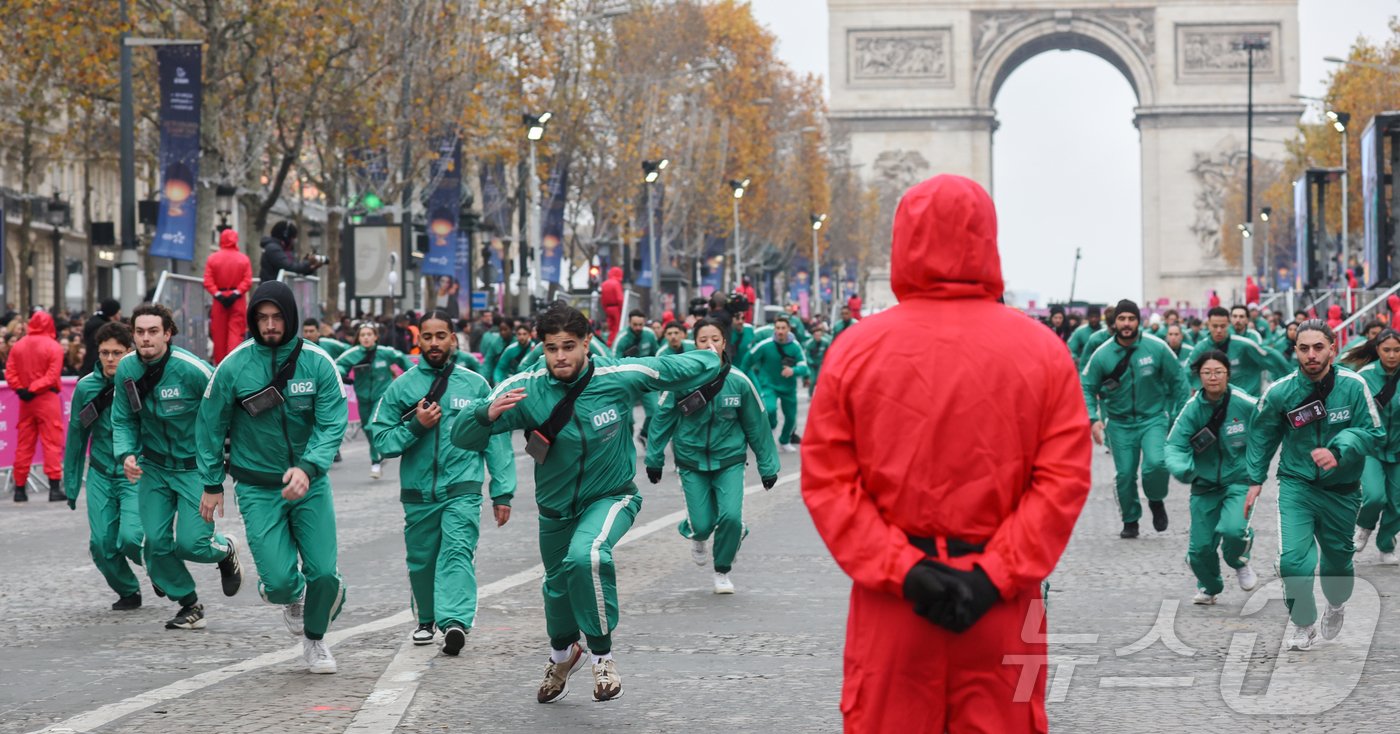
[1327,304,1343,326]
[219,229,240,250]
[890,175,1003,303]
[607,267,623,282]
[27,310,55,338]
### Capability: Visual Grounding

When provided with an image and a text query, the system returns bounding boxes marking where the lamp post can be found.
[46,192,69,312]
[1328,110,1351,278]
[642,158,668,315]
[728,178,749,292]
[522,111,551,314]
[810,213,826,317]
[1259,207,1273,288]
[1236,34,1269,282]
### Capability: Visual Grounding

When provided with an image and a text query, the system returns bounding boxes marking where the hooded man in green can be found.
[453,302,721,704]
[371,309,516,656]
[113,303,242,631]
[336,322,413,478]
[197,281,349,673]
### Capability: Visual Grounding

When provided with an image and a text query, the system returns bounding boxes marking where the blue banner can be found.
[818,261,833,306]
[455,230,471,315]
[151,45,202,261]
[422,136,460,277]
[789,255,811,315]
[637,184,664,288]
[540,163,568,285]
[701,236,726,297]
[479,161,509,284]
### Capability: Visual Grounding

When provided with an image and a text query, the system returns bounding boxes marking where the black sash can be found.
[80,383,116,428]
[1286,369,1335,430]
[776,339,798,368]
[1101,346,1136,391]
[123,348,173,412]
[238,340,304,416]
[1375,367,1400,407]
[678,359,732,416]
[1190,390,1231,452]
[400,363,454,421]
[524,362,595,463]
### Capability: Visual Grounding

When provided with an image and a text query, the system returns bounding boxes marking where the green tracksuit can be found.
[1246,366,1383,626]
[336,345,412,463]
[112,346,227,607]
[613,329,661,434]
[730,323,757,371]
[645,367,779,573]
[658,339,695,357]
[454,349,484,375]
[371,359,516,631]
[1081,333,1189,523]
[831,318,855,341]
[804,335,831,395]
[493,340,537,385]
[1165,388,1258,595]
[747,336,810,444]
[453,350,721,654]
[315,337,350,360]
[479,330,506,383]
[64,370,145,598]
[1355,362,1400,552]
[197,336,348,640]
[1067,323,1104,369]
[1186,335,1290,394]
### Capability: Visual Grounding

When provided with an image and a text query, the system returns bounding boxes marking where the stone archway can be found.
[828,1,1304,306]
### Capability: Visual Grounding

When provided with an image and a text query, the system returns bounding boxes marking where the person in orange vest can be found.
[203,228,253,364]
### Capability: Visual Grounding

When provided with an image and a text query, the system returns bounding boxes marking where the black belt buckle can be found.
[1189,426,1217,453]
[123,378,143,413]
[677,389,708,416]
[79,402,101,428]
[1287,399,1326,430]
[240,386,286,417]
[525,430,551,463]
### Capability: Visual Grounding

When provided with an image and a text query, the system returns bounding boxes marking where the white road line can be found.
[342,472,801,733]
[29,472,802,734]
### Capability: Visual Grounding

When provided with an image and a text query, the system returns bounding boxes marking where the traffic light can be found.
[588,264,601,289]
[349,191,385,225]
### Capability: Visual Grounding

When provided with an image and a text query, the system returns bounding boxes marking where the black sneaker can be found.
[1120,521,1140,539]
[411,622,436,646]
[790,433,802,444]
[333,451,343,463]
[153,583,167,598]
[442,624,468,656]
[13,489,27,503]
[165,603,206,630]
[1149,501,1168,532]
[48,485,66,502]
[218,535,243,597]
[112,593,142,611]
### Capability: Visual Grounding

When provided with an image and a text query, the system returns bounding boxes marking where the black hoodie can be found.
[247,281,300,348]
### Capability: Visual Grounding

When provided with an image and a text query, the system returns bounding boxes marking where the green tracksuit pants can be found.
[86,469,145,598]
[1106,418,1169,523]
[1357,458,1400,553]
[139,463,230,607]
[404,492,483,630]
[1277,478,1360,627]
[763,389,800,444]
[677,464,748,573]
[540,492,641,655]
[357,388,385,463]
[235,476,345,640]
[808,367,821,398]
[1186,484,1254,595]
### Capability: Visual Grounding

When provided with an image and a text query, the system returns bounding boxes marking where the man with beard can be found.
[1230,304,1264,344]
[657,321,694,356]
[1245,320,1383,651]
[113,304,242,630]
[196,282,348,673]
[336,323,413,478]
[1067,305,1105,369]
[1186,307,1290,395]
[453,302,721,703]
[1081,299,1189,537]
[370,310,516,655]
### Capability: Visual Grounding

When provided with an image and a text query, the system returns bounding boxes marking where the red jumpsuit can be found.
[5,311,66,488]
[801,175,1091,733]
[601,266,624,346]
[204,228,253,364]
[1245,276,1260,306]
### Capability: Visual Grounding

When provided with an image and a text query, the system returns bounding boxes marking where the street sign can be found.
[471,291,488,310]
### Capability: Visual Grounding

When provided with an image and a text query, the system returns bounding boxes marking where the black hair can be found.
[419,309,454,330]
[663,320,686,333]
[1207,307,1230,320]
[1363,319,1385,334]
[1342,327,1400,369]
[514,321,532,333]
[1192,349,1231,376]
[1230,304,1248,315]
[773,314,790,325]
[1294,310,1308,320]
[628,309,646,320]
[1164,309,1179,319]
[693,317,728,343]
[302,317,320,328]
[1188,317,1202,328]
[1296,319,1337,344]
[536,303,591,340]
[1086,305,1101,317]
[93,321,134,350]
[130,304,178,337]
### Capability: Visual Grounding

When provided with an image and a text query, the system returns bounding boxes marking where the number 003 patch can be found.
[589,407,622,429]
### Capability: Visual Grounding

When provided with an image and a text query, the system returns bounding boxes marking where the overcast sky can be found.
[749,0,1400,304]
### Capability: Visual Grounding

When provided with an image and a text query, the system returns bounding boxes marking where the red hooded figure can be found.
[1208,290,1221,309]
[1245,276,1260,306]
[801,175,1091,733]
[847,294,863,319]
[5,310,66,495]
[600,266,624,345]
[204,228,253,363]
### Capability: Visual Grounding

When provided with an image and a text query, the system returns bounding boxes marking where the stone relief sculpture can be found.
[972,11,1049,63]
[971,8,1155,66]
[1188,147,1248,260]
[1093,9,1156,62]
[850,30,951,81]
[1178,25,1278,75]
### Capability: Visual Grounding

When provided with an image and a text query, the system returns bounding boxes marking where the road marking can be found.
[29,472,802,734]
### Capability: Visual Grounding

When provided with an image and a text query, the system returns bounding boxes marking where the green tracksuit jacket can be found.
[493,340,537,384]
[335,345,412,405]
[315,337,350,359]
[645,367,781,476]
[1080,333,1188,425]
[805,335,831,389]
[1245,367,1383,489]
[658,339,695,356]
[831,318,855,340]
[454,350,484,375]
[1356,361,1400,551]
[64,370,124,499]
[613,328,659,359]
[1166,387,1259,490]
[112,346,214,466]
[747,336,810,395]
[730,323,757,370]
[1186,335,1290,394]
[1067,323,1103,368]
[479,330,506,382]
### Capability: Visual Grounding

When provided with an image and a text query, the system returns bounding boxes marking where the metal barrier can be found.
[277,270,322,321]
[152,271,213,362]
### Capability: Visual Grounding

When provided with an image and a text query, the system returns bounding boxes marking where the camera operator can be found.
[259,221,326,283]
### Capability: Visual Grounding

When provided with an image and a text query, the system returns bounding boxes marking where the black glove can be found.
[903,560,961,626]
[917,562,1002,633]
[15,388,34,401]
[761,475,777,490]
[646,466,662,484]
[215,292,237,308]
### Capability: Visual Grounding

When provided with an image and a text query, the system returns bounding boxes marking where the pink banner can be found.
[0,376,79,470]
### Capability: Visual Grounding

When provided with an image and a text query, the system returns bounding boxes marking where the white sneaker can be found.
[1236,564,1259,592]
[283,594,305,637]
[1191,590,1217,605]
[1355,527,1373,553]
[780,443,798,453]
[369,463,382,479]
[1288,624,1318,651]
[691,539,709,566]
[303,638,337,674]
[1321,603,1346,640]
[713,572,735,594]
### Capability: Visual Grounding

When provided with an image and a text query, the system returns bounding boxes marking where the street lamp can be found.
[729,178,750,292]
[642,159,669,313]
[1234,33,1269,284]
[1328,110,1352,275]
[521,111,551,313]
[810,213,826,317]
[1325,55,1400,73]
[1259,207,1274,288]
[46,191,70,312]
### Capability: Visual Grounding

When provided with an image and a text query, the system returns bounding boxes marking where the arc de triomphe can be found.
[828,0,1303,306]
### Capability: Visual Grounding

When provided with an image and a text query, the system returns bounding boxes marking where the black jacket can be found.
[259,237,314,282]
